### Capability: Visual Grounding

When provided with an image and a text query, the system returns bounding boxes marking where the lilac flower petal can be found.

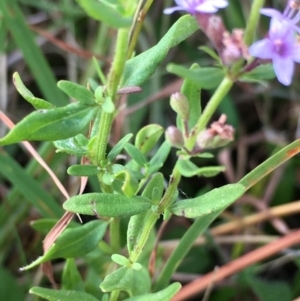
[260,8,283,19]
[164,0,228,15]
[163,6,185,14]
[273,56,294,86]
[248,39,273,59]
[174,0,192,10]
[213,0,228,8]
[196,2,218,13]
[291,46,300,62]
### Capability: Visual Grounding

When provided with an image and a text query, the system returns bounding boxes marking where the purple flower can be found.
[248,18,300,85]
[260,0,300,32]
[163,0,228,15]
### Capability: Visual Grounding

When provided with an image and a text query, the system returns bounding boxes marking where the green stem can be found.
[243,0,265,46]
[129,212,160,263]
[110,217,121,253]
[93,28,130,166]
[94,112,114,166]
[185,76,234,151]
[129,164,181,263]
[158,164,181,211]
[107,28,130,99]
[128,0,154,59]
[109,290,120,301]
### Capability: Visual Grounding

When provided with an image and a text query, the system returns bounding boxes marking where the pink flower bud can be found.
[165,126,184,148]
[170,92,190,121]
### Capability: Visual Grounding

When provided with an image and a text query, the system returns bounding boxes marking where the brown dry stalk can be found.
[30,25,111,63]
[211,199,300,236]
[172,227,300,301]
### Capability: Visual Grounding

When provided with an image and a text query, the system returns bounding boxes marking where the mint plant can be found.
[2,0,300,300]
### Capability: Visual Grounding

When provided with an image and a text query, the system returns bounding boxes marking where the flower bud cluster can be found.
[196,114,234,149]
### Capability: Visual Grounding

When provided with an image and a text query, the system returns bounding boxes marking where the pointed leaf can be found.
[100,266,151,296]
[13,72,53,109]
[76,0,132,28]
[147,141,171,175]
[167,64,224,89]
[58,80,96,105]
[125,143,147,166]
[240,64,275,83]
[30,287,99,301]
[107,133,133,162]
[170,184,245,218]
[135,124,164,154]
[53,134,89,156]
[63,193,151,217]
[62,258,84,291]
[177,159,225,177]
[180,64,201,130]
[67,164,100,176]
[123,15,199,86]
[0,103,99,145]
[199,46,220,62]
[124,282,181,301]
[21,220,108,270]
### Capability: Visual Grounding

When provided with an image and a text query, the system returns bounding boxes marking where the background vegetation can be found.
[1,0,300,300]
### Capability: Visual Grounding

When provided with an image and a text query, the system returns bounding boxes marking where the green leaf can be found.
[67,164,100,176]
[30,287,99,301]
[57,80,96,105]
[124,282,181,301]
[111,254,130,266]
[62,258,85,291]
[135,124,164,154]
[170,184,245,218]
[142,173,165,202]
[21,220,108,270]
[123,15,199,86]
[13,72,53,109]
[30,218,79,234]
[245,277,291,301]
[198,46,221,62]
[147,141,171,175]
[177,159,225,177]
[107,133,133,162]
[0,103,99,145]
[180,64,201,130]
[102,96,115,113]
[127,173,164,254]
[53,134,89,156]
[125,143,148,166]
[76,0,132,28]
[113,169,139,197]
[167,64,224,89]
[100,266,151,296]
[239,139,300,191]
[63,193,151,217]
[240,64,276,83]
